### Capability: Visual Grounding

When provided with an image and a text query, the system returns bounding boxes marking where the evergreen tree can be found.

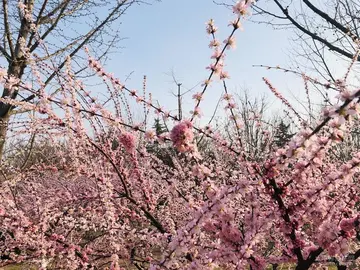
[153,118,166,136]
[274,121,294,148]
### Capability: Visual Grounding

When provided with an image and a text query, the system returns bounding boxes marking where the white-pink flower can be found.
[190,107,202,118]
[233,0,253,16]
[224,36,236,49]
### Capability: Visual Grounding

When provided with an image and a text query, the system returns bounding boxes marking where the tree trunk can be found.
[0,113,10,162]
[0,61,25,161]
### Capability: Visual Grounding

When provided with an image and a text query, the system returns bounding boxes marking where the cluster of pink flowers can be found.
[170,120,194,153]
[192,164,212,180]
[188,1,253,121]
[118,131,136,153]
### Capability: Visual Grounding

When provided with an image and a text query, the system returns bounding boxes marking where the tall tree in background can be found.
[254,0,360,81]
[0,0,146,159]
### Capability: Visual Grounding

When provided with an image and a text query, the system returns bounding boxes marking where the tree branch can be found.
[303,0,359,42]
[2,0,15,57]
[29,0,71,53]
[0,45,11,63]
[26,0,49,48]
[24,0,133,103]
[272,0,360,62]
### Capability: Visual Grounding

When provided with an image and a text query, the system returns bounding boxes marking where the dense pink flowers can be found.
[192,164,212,179]
[118,131,136,153]
[339,217,358,232]
[170,120,194,153]
[2,0,360,269]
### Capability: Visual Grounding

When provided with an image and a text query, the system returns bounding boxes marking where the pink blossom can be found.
[119,132,136,153]
[339,217,357,232]
[233,0,253,16]
[170,120,194,153]
[136,96,144,103]
[190,107,202,118]
[145,130,156,140]
[192,92,203,101]
[192,164,212,179]
[207,61,223,75]
[225,102,237,109]
[206,19,218,34]
[337,89,354,101]
[220,70,230,80]
[211,49,222,60]
[0,68,7,80]
[223,93,233,101]
[201,79,212,86]
[229,18,242,30]
[224,36,236,49]
[209,39,221,48]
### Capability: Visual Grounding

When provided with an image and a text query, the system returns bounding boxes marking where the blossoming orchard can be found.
[0,0,360,269]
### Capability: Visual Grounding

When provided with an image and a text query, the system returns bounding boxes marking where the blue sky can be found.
[100,0,303,123]
[0,0,347,127]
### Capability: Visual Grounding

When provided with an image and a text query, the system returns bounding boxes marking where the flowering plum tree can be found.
[0,1,359,269]
[0,0,147,159]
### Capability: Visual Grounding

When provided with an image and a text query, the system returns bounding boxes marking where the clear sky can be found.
[94,0,325,124]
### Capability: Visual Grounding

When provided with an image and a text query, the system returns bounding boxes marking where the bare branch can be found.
[24,1,134,103]
[26,0,49,48]
[272,0,360,62]
[302,0,359,42]
[29,0,71,53]
[2,0,14,57]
